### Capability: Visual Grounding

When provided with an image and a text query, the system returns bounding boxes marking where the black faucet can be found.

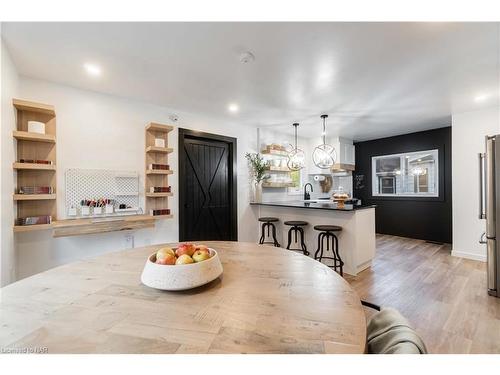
[304,183,313,201]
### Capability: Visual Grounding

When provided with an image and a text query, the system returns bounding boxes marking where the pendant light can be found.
[312,114,336,169]
[287,123,305,171]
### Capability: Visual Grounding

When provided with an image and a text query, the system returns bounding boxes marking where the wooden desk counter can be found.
[0,241,366,354]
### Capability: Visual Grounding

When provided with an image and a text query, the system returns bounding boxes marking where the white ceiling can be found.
[2,22,499,141]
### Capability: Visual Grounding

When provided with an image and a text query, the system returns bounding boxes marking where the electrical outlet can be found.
[124,234,135,249]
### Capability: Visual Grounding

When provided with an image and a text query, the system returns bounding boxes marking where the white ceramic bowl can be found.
[141,248,223,291]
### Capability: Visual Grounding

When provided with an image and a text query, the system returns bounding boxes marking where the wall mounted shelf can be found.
[13,224,53,233]
[13,162,56,171]
[262,182,295,188]
[145,192,173,198]
[145,169,173,175]
[150,214,173,219]
[13,98,56,116]
[12,131,56,143]
[265,166,291,172]
[261,149,288,157]
[52,215,155,238]
[12,98,57,232]
[145,122,173,219]
[146,122,174,133]
[13,194,56,201]
[145,146,173,154]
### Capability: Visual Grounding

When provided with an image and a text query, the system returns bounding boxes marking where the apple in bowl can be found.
[155,247,176,265]
[175,243,196,257]
[193,249,211,262]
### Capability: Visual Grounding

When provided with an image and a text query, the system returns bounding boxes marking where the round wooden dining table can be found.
[0,241,366,354]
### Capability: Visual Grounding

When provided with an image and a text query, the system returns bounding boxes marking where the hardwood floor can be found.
[345,234,500,354]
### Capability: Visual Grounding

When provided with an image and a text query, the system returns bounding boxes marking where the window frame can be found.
[371,149,439,198]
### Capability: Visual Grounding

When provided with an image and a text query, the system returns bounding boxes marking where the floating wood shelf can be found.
[13,131,56,143]
[146,169,173,175]
[13,194,56,201]
[13,224,53,233]
[13,98,57,231]
[151,214,174,219]
[265,166,291,172]
[13,98,55,116]
[13,162,56,171]
[52,215,156,238]
[146,192,173,198]
[145,146,174,154]
[145,122,174,133]
[261,149,288,157]
[262,182,295,188]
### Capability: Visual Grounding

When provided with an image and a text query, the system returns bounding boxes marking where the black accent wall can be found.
[353,127,452,243]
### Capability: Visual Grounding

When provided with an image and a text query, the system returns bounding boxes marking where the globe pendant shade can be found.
[287,148,305,171]
[313,144,336,169]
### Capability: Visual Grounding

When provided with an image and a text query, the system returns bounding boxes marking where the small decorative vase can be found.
[254,181,263,203]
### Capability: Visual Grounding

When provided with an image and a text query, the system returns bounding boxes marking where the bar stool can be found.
[313,225,344,276]
[284,220,309,256]
[258,217,281,247]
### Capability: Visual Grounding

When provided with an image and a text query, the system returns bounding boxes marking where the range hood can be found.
[330,137,355,174]
[331,162,355,173]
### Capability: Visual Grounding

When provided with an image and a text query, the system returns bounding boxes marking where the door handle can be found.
[480,232,487,244]
[479,152,486,219]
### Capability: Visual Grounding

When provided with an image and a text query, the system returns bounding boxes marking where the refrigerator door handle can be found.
[479,152,486,219]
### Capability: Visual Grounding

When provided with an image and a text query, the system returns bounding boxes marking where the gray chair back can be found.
[366,307,427,354]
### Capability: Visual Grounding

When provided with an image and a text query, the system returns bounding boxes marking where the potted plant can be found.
[245,152,270,203]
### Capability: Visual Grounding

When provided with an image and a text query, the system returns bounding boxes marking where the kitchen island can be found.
[251,201,376,275]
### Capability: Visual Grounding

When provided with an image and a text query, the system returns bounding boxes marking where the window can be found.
[288,169,303,195]
[372,149,439,197]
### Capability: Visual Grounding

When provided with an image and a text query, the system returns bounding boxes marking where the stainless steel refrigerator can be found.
[479,135,500,297]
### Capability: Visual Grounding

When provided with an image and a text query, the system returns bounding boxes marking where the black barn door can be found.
[179,129,237,241]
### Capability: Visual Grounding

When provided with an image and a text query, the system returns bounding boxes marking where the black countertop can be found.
[250,201,376,212]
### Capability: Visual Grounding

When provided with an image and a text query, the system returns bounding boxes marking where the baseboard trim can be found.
[451,250,486,262]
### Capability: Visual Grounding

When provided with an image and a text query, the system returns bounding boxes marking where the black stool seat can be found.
[314,225,342,232]
[259,217,279,223]
[284,220,308,226]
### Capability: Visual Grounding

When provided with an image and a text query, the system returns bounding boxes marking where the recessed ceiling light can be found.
[228,103,239,113]
[84,63,101,77]
[474,94,489,103]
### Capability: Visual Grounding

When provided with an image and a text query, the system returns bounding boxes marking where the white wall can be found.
[1,35,19,286]
[452,106,500,261]
[10,77,258,281]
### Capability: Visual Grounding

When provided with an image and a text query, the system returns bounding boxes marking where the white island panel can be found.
[254,204,376,276]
